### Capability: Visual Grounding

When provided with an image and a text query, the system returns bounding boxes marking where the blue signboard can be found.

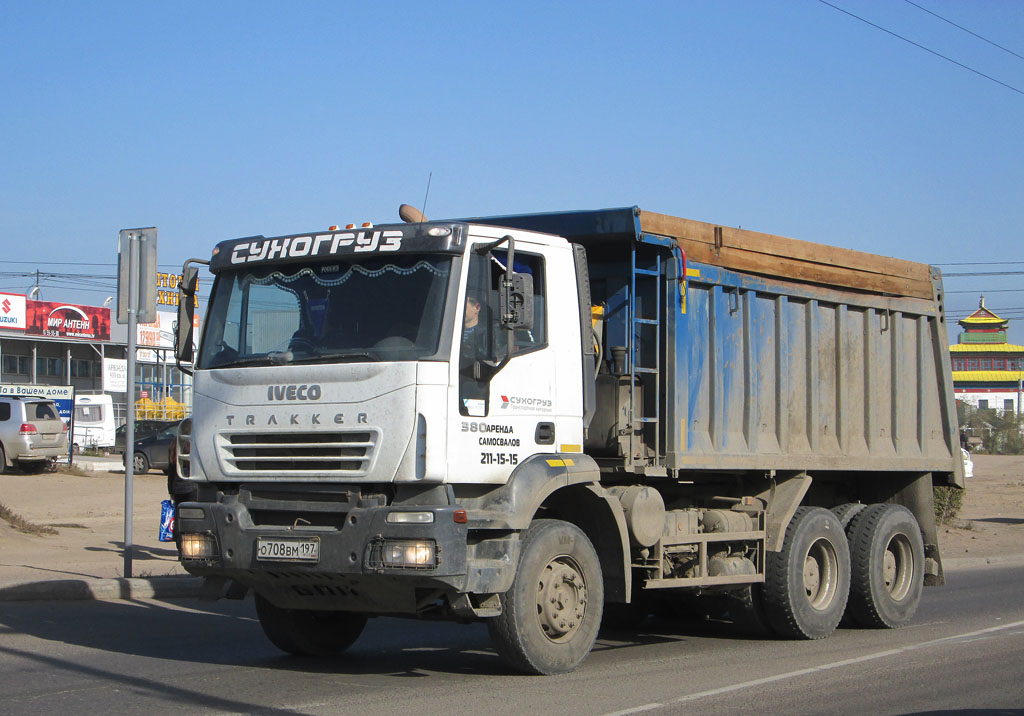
[0,384,75,461]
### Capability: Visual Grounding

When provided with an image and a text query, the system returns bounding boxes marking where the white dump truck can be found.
[172,205,962,674]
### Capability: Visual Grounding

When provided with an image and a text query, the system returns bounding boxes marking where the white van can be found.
[73,394,115,452]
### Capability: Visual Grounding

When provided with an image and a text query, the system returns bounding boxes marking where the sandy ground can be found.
[0,463,187,583]
[0,455,1021,587]
[940,453,1024,562]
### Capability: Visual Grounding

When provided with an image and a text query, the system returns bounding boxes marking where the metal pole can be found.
[124,235,138,578]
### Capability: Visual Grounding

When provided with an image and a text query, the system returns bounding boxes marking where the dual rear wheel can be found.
[761,503,925,639]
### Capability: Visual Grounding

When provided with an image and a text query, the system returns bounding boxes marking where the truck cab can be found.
[185,221,586,486]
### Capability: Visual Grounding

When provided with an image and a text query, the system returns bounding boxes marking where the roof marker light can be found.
[345,224,356,230]
[328,225,339,231]
[362,222,373,228]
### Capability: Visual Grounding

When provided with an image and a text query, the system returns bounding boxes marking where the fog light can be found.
[180,533,218,559]
[385,511,434,524]
[382,540,435,568]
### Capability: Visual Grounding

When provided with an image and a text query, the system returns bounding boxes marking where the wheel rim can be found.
[535,555,588,643]
[882,533,914,601]
[803,538,840,611]
[134,455,146,472]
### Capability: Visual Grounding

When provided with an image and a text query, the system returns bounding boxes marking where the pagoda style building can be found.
[950,297,1024,414]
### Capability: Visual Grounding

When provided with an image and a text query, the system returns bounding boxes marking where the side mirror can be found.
[175,265,199,364]
[500,272,533,330]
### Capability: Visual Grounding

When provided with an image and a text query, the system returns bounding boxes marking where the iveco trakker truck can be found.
[172,205,962,674]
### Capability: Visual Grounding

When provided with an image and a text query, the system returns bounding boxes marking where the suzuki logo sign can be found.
[0,292,27,330]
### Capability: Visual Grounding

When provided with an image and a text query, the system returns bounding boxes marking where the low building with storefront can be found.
[0,292,192,427]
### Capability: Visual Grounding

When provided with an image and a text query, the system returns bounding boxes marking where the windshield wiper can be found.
[207,353,288,369]
[289,350,381,364]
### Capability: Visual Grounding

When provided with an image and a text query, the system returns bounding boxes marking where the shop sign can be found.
[103,358,128,393]
[26,300,111,341]
[0,384,75,421]
[0,292,27,331]
[156,272,199,307]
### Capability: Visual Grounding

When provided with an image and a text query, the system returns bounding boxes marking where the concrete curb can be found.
[0,575,203,602]
[69,458,124,473]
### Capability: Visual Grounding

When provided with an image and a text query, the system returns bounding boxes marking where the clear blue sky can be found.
[2,1,1021,342]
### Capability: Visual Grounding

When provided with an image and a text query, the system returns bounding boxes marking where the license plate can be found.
[256,537,320,562]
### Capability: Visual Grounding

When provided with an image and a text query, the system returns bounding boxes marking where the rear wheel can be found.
[831,502,866,530]
[255,594,367,656]
[0,445,7,474]
[128,452,149,474]
[763,506,850,639]
[846,504,924,628]
[488,519,603,674]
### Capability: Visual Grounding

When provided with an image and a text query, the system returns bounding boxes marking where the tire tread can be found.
[846,503,924,629]
[763,506,850,640]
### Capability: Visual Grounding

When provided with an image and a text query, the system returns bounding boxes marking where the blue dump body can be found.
[473,206,962,485]
[671,261,958,477]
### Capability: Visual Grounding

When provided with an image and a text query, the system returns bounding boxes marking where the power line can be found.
[4,261,117,266]
[902,0,1024,62]
[947,289,1024,295]
[942,270,1024,277]
[5,260,200,270]
[817,0,1024,96]
[934,261,1024,266]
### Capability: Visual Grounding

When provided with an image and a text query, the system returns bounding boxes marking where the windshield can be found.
[199,255,453,369]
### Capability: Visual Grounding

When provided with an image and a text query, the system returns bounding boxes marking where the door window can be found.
[459,247,545,416]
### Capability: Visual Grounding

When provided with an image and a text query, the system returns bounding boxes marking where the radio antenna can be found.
[421,172,433,221]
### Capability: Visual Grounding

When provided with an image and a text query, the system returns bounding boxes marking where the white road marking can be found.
[600,619,1024,716]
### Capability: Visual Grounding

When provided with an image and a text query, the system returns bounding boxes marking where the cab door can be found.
[446,234,583,484]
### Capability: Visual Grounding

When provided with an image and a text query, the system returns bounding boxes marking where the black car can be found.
[124,420,182,475]
[111,420,177,455]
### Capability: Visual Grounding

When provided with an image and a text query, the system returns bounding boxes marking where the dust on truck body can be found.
[173,206,963,674]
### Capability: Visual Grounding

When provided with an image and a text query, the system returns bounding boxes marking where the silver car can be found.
[0,396,69,473]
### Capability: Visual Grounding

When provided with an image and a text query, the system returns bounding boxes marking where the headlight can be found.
[382,540,436,568]
[180,533,218,559]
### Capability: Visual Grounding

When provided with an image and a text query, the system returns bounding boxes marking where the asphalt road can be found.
[1,565,1021,716]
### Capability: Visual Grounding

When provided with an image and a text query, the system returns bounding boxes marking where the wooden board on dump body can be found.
[638,210,935,300]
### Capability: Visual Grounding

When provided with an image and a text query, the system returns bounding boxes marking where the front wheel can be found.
[487,519,603,674]
[255,594,367,656]
[763,506,850,639]
[846,504,925,628]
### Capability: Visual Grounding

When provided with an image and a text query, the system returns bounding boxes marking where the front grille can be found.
[218,431,377,475]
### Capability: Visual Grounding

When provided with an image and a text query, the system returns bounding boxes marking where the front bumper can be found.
[177,488,474,613]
